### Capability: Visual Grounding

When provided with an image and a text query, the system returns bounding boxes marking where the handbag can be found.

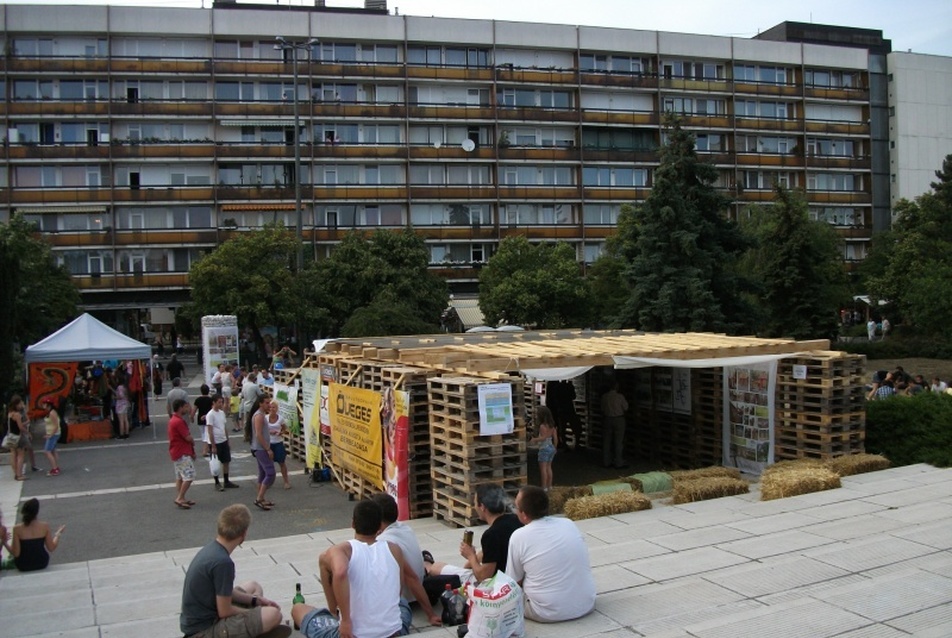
[2,432,21,450]
[208,453,222,478]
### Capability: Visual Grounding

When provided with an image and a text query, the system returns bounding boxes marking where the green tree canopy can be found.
[612,115,746,332]
[186,224,301,353]
[738,186,849,339]
[0,214,80,398]
[478,236,592,329]
[864,154,952,334]
[316,229,448,337]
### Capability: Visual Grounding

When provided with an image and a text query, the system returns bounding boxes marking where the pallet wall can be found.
[429,376,527,527]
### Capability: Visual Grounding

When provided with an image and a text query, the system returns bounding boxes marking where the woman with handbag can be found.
[5,395,27,481]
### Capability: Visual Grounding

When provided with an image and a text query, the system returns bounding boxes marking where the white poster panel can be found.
[273,382,300,435]
[723,361,777,475]
[672,368,692,415]
[201,315,239,384]
[477,383,515,436]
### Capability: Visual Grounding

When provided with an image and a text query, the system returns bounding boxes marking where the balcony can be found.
[72,272,190,291]
[111,142,216,159]
[679,114,732,129]
[213,60,286,76]
[582,186,650,201]
[495,106,578,123]
[312,185,407,200]
[734,116,803,133]
[804,120,869,136]
[407,104,494,120]
[406,66,493,82]
[578,72,659,90]
[497,146,581,162]
[804,86,869,102]
[583,148,658,163]
[46,231,113,248]
[498,226,581,241]
[580,110,658,126]
[734,153,805,168]
[309,102,407,119]
[806,155,872,170]
[110,100,213,117]
[11,186,216,205]
[110,57,211,75]
[732,81,801,98]
[417,227,498,241]
[7,144,109,160]
[806,191,872,205]
[312,62,404,79]
[408,145,495,161]
[496,185,579,200]
[494,66,576,85]
[7,100,110,116]
[409,185,497,200]
[114,229,219,245]
[7,57,109,74]
[659,78,731,94]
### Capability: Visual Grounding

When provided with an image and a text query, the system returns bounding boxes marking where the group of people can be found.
[5,394,62,480]
[866,366,950,400]
[180,485,596,637]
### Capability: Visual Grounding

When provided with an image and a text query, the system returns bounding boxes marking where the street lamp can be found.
[274,36,317,271]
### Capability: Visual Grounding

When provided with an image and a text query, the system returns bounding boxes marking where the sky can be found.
[10,0,952,57]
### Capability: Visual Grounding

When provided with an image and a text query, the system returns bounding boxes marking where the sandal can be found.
[422,550,435,564]
[263,500,275,507]
[175,501,192,510]
[253,500,272,511]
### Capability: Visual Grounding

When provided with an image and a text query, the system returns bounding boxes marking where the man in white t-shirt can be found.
[290,500,441,638]
[372,493,425,602]
[205,395,240,491]
[505,485,596,623]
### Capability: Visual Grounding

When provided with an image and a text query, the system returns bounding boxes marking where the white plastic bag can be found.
[465,571,524,638]
[208,454,222,478]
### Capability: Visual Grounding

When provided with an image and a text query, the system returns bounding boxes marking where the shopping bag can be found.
[465,570,524,638]
[208,454,222,477]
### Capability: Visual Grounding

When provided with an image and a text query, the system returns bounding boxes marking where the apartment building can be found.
[0,1,884,320]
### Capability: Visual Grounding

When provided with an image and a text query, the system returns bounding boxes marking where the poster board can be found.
[329,383,383,488]
[477,383,515,436]
[723,361,776,475]
[300,368,321,469]
[201,315,239,385]
[273,382,300,436]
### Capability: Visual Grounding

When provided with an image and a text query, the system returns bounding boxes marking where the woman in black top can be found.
[6,395,27,481]
[8,498,65,572]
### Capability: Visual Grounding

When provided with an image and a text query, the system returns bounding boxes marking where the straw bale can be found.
[669,466,742,483]
[547,485,593,514]
[628,471,673,493]
[618,477,644,492]
[563,491,652,521]
[764,459,827,476]
[825,453,890,477]
[671,477,750,504]
[760,467,841,501]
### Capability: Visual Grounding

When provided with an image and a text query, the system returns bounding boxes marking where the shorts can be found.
[44,434,60,452]
[173,455,196,482]
[299,600,411,638]
[187,606,263,638]
[214,440,232,464]
[270,441,287,464]
[538,441,556,464]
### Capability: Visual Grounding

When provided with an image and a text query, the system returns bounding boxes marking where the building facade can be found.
[1,2,884,318]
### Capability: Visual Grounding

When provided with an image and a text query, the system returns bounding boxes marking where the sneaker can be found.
[31,466,40,472]
[47,468,61,476]
[224,482,241,489]
[216,483,225,492]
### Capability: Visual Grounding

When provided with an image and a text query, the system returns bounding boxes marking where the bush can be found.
[865,393,952,467]
[836,335,952,360]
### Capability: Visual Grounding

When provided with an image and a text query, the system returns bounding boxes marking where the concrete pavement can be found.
[1,463,950,637]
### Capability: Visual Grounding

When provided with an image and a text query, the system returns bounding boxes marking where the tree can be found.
[316,229,448,337]
[186,224,302,357]
[613,115,746,332]
[865,154,952,334]
[0,214,81,399]
[738,186,848,339]
[478,236,592,329]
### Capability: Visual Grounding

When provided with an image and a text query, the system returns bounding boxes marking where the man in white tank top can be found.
[291,499,441,638]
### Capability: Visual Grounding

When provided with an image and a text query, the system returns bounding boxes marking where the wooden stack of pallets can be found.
[692,368,723,466]
[428,376,526,527]
[775,352,866,460]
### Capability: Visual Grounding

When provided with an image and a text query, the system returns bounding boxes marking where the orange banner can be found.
[28,362,78,418]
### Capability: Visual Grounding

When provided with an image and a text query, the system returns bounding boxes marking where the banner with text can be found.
[300,368,321,469]
[477,383,515,436]
[382,388,411,520]
[329,383,383,488]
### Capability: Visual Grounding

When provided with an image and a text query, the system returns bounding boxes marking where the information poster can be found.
[672,368,692,415]
[273,382,300,436]
[329,383,383,488]
[477,383,515,436]
[723,361,777,475]
[382,388,411,520]
[201,315,239,385]
[300,368,321,469]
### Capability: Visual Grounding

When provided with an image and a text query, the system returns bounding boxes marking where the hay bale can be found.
[628,472,673,493]
[671,477,750,504]
[764,459,827,475]
[825,453,890,477]
[760,467,841,501]
[618,477,644,492]
[563,491,652,521]
[591,481,633,496]
[547,485,593,514]
[669,466,741,483]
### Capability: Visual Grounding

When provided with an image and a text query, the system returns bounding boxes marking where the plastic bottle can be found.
[448,587,467,626]
[440,583,456,625]
[292,582,305,605]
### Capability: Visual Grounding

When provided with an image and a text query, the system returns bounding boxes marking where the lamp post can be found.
[274,36,317,271]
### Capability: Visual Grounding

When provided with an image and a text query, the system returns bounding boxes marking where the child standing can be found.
[530,405,558,491]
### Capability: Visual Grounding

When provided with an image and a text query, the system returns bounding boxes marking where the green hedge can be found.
[836,336,952,360]
[865,393,952,467]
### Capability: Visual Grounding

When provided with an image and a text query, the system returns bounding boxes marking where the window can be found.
[695,134,724,152]
[808,173,858,191]
[583,166,647,187]
[806,69,858,88]
[810,207,862,227]
[582,204,621,225]
[583,242,605,263]
[806,138,855,157]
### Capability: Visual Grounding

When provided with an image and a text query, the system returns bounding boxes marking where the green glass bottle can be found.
[293,582,305,605]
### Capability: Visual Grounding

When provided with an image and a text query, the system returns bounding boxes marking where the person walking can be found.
[168,398,196,509]
[600,381,629,469]
[40,398,62,476]
[250,397,277,511]
[266,399,292,490]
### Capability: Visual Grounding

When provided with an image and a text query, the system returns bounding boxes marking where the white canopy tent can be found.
[25,313,151,363]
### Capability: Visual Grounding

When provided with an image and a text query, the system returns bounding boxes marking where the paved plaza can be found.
[1,462,950,637]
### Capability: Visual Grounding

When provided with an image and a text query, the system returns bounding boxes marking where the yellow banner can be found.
[329,383,383,489]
